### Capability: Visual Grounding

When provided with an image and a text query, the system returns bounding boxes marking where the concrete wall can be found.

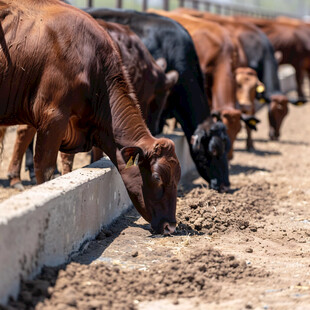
[0,133,195,305]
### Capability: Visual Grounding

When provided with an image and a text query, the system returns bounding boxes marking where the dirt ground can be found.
[1,96,310,309]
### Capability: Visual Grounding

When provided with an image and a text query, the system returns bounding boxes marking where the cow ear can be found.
[191,128,207,152]
[156,58,167,71]
[241,115,261,131]
[121,147,144,168]
[164,70,179,90]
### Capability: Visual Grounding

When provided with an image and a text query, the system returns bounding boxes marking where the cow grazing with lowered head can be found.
[0,0,181,234]
[85,8,231,192]
[235,67,263,150]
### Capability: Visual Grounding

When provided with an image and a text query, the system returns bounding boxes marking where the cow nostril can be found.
[163,222,176,235]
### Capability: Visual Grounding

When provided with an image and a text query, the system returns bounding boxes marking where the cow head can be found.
[191,118,231,192]
[235,67,263,114]
[117,138,181,235]
[221,109,242,160]
[268,94,289,140]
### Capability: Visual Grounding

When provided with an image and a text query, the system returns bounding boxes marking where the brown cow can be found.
[148,9,243,159]
[0,0,181,234]
[235,67,263,150]
[7,18,179,186]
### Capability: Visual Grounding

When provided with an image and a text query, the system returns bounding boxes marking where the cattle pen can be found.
[0,0,310,309]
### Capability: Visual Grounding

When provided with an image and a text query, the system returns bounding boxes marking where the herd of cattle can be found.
[0,0,308,234]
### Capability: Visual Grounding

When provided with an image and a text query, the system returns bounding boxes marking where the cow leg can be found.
[305,68,310,98]
[91,146,103,163]
[294,63,305,99]
[60,152,75,175]
[246,125,254,151]
[34,120,68,184]
[8,125,36,189]
[0,126,7,153]
[25,138,36,184]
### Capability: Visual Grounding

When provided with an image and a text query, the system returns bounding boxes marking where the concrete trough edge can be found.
[0,132,195,305]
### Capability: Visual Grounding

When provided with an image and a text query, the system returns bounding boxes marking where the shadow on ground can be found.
[237,137,309,147]
[230,164,270,175]
[234,147,281,157]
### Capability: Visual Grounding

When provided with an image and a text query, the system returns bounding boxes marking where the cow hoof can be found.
[269,136,279,141]
[246,146,255,152]
[30,176,37,185]
[11,182,25,191]
[219,185,230,193]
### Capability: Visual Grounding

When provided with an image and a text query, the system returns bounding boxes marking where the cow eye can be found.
[152,172,162,183]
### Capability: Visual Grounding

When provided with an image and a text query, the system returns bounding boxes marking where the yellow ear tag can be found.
[125,156,134,168]
[256,85,265,93]
[259,98,266,104]
[249,120,257,127]
[297,101,305,106]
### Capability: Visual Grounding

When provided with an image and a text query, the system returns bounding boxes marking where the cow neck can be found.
[211,58,236,112]
[106,74,154,152]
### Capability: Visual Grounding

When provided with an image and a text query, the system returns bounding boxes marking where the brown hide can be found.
[97,20,178,134]
[235,67,259,113]
[268,94,288,140]
[148,9,241,159]
[174,8,251,68]
[0,0,180,234]
[0,126,6,159]
[235,67,263,150]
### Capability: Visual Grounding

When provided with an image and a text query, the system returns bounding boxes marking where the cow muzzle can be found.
[163,222,176,235]
[151,217,177,235]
